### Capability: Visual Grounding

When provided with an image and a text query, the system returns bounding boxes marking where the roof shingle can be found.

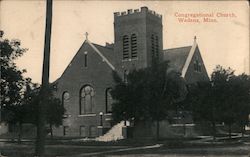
[163,46,192,72]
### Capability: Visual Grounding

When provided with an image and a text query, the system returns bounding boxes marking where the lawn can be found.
[0,136,249,157]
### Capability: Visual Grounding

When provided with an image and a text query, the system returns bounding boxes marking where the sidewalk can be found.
[64,144,163,157]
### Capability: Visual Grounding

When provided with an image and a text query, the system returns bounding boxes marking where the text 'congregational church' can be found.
[52,7,209,137]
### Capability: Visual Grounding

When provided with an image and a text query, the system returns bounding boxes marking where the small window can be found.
[194,57,201,72]
[124,70,128,83]
[80,126,86,137]
[105,88,113,113]
[84,51,88,68]
[63,126,69,136]
[62,91,70,107]
[89,126,97,137]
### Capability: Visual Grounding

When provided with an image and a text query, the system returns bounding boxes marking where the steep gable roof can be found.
[54,40,116,83]
[92,43,116,68]
[163,38,199,78]
[164,46,192,73]
[86,40,116,70]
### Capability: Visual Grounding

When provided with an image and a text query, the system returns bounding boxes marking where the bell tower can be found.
[114,7,163,72]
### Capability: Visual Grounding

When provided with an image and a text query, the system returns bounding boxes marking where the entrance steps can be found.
[96,121,126,142]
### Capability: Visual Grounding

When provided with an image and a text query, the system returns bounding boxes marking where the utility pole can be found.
[35,0,53,156]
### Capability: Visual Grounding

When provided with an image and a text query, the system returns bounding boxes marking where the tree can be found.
[14,78,38,143]
[211,66,236,138]
[186,81,219,140]
[227,73,250,137]
[187,65,250,139]
[44,88,65,138]
[0,30,27,130]
[25,85,65,139]
[111,61,187,139]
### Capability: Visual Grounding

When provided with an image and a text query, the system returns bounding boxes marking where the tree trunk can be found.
[228,124,232,139]
[18,122,23,144]
[212,121,216,141]
[241,121,245,137]
[183,123,186,136]
[50,123,53,139]
[156,119,160,140]
[35,0,53,156]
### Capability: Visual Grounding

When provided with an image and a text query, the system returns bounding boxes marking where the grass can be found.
[0,135,249,157]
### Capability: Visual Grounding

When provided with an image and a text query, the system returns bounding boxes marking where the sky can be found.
[0,0,249,84]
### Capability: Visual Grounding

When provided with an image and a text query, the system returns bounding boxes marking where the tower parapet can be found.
[114,6,163,70]
[114,6,162,19]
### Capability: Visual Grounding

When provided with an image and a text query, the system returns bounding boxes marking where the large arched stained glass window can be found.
[80,85,94,114]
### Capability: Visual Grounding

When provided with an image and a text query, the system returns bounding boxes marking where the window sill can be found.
[105,117,112,121]
[194,70,202,73]
[104,113,112,116]
[78,114,96,117]
[122,58,138,62]
[63,114,72,118]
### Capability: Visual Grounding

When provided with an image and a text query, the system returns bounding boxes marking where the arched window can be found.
[80,85,95,114]
[62,92,70,112]
[194,57,201,72]
[130,34,137,59]
[123,35,129,60]
[105,88,113,113]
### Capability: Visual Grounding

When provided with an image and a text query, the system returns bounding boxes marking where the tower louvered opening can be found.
[151,34,159,62]
[131,34,137,59]
[123,35,129,60]
[151,34,155,59]
[155,35,159,60]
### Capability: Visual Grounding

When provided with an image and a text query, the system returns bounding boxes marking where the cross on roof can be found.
[85,32,89,40]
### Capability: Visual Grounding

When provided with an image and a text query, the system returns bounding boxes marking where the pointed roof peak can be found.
[85,32,89,40]
[193,35,197,45]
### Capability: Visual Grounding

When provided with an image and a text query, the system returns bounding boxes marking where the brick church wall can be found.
[53,43,115,137]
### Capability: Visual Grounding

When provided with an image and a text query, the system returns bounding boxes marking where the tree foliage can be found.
[111,61,187,138]
[187,65,250,138]
[0,30,28,123]
[26,85,65,134]
[0,31,64,140]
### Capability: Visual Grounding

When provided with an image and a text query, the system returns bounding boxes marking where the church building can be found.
[52,7,209,137]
